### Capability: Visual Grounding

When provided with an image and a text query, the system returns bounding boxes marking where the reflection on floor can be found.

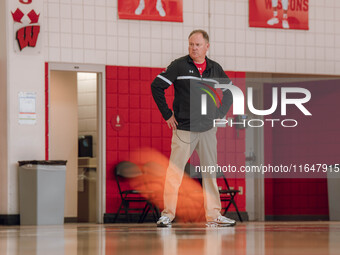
[0,222,340,255]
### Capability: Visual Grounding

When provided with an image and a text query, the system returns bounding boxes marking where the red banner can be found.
[249,0,309,30]
[118,0,183,22]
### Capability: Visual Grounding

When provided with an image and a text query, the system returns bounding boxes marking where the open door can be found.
[48,63,106,223]
[264,79,340,220]
[49,70,78,221]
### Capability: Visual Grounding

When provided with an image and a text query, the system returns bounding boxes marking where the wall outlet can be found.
[238,186,243,195]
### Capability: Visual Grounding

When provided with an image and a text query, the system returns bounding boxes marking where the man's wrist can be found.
[164,110,173,121]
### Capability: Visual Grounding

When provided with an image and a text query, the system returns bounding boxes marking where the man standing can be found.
[151,29,236,227]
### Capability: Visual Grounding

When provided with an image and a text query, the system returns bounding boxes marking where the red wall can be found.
[105,66,246,214]
[265,80,340,217]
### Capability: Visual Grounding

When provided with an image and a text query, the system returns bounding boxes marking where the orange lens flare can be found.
[128,147,206,222]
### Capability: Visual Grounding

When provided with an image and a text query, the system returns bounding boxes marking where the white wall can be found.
[3,0,45,214]
[44,0,340,75]
[77,73,97,158]
[2,0,340,217]
[0,0,8,214]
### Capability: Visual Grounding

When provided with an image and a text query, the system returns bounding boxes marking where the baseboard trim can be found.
[224,212,249,222]
[64,217,78,223]
[104,213,156,223]
[0,215,79,225]
[0,215,20,225]
[1,213,249,225]
[265,215,329,221]
[104,211,249,224]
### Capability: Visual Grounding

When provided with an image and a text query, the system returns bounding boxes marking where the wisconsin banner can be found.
[118,0,183,22]
[249,0,309,30]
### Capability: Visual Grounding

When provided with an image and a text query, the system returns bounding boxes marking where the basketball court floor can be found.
[1,222,339,255]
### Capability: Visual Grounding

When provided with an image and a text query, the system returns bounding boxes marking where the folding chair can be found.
[217,171,243,222]
[185,163,243,222]
[113,161,158,223]
[137,161,164,223]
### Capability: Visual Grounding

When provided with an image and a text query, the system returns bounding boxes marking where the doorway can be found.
[48,63,106,223]
[245,73,340,221]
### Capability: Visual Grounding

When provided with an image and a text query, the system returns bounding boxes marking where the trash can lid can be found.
[18,160,67,166]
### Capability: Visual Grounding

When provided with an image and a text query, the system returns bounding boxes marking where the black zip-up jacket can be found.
[151,55,233,132]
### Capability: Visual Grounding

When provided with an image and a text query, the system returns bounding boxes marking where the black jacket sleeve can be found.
[217,66,233,118]
[151,60,178,121]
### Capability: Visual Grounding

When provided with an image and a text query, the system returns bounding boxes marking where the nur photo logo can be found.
[199,81,312,128]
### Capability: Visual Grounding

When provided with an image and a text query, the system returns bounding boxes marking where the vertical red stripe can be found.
[45,62,49,160]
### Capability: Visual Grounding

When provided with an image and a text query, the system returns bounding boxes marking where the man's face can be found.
[188,33,210,63]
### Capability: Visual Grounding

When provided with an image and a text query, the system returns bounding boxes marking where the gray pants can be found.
[161,127,222,221]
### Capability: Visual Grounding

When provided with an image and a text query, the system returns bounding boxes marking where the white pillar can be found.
[0,0,9,216]
[1,0,45,217]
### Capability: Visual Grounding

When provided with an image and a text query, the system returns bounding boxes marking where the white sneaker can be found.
[267,17,279,26]
[156,2,166,17]
[282,19,290,29]
[206,215,236,227]
[135,1,145,15]
[157,216,172,227]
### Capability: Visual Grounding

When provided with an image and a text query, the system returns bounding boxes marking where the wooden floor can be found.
[0,222,339,255]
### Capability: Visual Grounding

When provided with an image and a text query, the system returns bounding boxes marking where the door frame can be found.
[48,63,106,223]
[245,124,265,221]
[245,74,266,221]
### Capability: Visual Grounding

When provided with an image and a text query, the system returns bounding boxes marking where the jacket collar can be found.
[187,55,213,70]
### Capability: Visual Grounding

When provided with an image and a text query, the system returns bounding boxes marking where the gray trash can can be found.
[18,160,67,225]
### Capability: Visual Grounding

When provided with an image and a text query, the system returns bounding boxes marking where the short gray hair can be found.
[188,29,209,43]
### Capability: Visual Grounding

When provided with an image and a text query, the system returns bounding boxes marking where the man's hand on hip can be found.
[166,113,178,129]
